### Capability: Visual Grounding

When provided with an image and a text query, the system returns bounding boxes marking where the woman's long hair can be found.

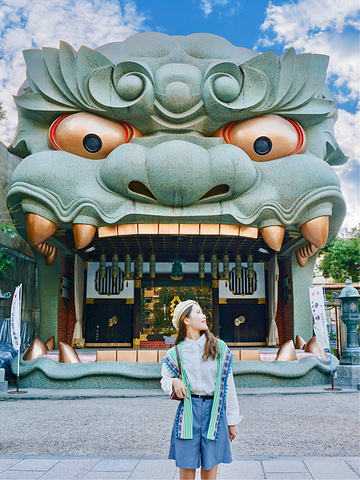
[175,304,219,361]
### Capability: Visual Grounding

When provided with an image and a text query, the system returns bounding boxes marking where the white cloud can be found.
[0,0,147,146]
[199,0,229,18]
[257,0,360,103]
[257,0,360,230]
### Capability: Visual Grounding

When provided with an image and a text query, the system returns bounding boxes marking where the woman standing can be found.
[161,300,240,480]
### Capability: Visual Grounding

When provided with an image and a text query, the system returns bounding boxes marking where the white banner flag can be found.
[309,286,328,350]
[10,284,22,351]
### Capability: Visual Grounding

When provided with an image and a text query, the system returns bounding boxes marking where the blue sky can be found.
[0,0,359,229]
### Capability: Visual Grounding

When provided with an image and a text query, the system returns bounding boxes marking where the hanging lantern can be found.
[235,255,242,278]
[150,254,156,279]
[99,254,106,278]
[247,254,254,278]
[136,254,143,278]
[223,255,230,280]
[124,254,131,280]
[112,254,119,278]
[211,254,218,279]
[199,254,205,279]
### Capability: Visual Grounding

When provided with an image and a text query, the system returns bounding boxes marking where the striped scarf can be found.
[162,338,233,441]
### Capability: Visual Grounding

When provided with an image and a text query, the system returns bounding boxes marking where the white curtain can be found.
[267,255,279,347]
[72,254,85,348]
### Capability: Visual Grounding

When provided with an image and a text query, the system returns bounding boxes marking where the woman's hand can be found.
[228,425,238,442]
[172,378,189,399]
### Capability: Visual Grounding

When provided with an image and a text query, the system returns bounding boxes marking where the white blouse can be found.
[160,334,241,425]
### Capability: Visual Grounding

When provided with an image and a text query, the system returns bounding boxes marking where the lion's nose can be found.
[100,141,258,207]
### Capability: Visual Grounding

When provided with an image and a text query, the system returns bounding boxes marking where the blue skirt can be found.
[169,397,232,470]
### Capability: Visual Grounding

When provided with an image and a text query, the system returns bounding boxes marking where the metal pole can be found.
[323,285,342,391]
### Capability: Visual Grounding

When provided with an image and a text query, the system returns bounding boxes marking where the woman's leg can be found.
[201,464,218,479]
[180,467,196,479]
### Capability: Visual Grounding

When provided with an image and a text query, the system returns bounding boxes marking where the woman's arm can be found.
[160,363,189,398]
[226,370,241,426]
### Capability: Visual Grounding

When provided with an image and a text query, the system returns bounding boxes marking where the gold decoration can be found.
[199,254,205,279]
[23,338,48,360]
[219,298,227,304]
[212,280,219,288]
[126,298,134,304]
[132,338,140,348]
[169,295,181,316]
[275,340,297,361]
[58,342,80,363]
[258,298,266,304]
[149,253,156,279]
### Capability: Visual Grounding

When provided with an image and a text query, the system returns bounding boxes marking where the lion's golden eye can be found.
[48,112,141,159]
[217,114,306,162]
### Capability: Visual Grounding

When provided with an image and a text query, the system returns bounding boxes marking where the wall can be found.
[0,142,38,335]
[275,258,293,345]
[58,256,76,345]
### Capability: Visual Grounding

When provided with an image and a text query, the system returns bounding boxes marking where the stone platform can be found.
[11,351,339,389]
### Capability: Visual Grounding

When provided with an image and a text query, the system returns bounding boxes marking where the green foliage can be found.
[318,226,360,282]
[0,223,17,276]
[0,248,14,276]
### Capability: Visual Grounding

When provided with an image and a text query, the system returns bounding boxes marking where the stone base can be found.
[0,368,8,392]
[335,365,360,389]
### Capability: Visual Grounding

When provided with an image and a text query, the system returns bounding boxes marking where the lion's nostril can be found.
[200,184,230,200]
[128,181,156,200]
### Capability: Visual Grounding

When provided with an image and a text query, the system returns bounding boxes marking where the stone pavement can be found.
[1,385,358,400]
[0,455,359,480]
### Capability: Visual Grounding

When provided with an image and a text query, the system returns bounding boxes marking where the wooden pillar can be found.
[212,280,220,337]
[133,279,141,347]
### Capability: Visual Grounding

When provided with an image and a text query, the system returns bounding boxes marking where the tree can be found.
[318,226,360,282]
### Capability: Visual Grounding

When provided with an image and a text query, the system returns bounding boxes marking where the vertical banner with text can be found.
[10,284,22,351]
[309,286,328,350]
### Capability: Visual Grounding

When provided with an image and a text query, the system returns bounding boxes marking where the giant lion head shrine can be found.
[4,32,348,388]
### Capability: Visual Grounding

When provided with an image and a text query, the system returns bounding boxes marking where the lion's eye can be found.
[219,114,306,162]
[48,112,140,159]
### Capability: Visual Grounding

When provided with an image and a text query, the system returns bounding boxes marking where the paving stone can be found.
[8,459,60,471]
[265,473,313,480]
[347,459,360,475]
[84,472,131,479]
[40,458,99,479]
[262,460,308,473]
[219,460,264,479]
[305,459,359,480]
[0,470,43,479]
[0,459,22,474]
[91,459,139,472]
[129,459,176,479]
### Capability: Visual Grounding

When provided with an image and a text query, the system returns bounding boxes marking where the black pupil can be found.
[253,136,272,155]
[83,134,102,153]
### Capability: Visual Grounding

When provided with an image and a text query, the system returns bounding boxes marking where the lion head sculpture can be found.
[6,32,347,266]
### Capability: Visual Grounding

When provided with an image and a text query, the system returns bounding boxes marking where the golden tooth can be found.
[305,336,328,360]
[299,216,329,248]
[275,340,297,361]
[45,246,57,266]
[45,336,55,351]
[295,335,306,349]
[73,224,96,249]
[295,249,308,267]
[23,338,48,360]
[98,225,117,238]
[58,342,80,363]
[260,226,285,251]
[239,226,258,239]
[27,213,58,246]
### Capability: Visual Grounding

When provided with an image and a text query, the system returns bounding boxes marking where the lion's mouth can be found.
[26,210,330,267]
